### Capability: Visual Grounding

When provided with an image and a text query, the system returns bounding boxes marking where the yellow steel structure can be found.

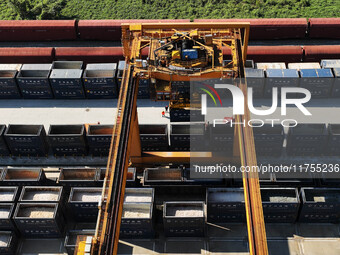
[89,22,268,255]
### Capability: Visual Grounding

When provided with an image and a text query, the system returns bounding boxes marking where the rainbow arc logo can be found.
[199,83,223,107]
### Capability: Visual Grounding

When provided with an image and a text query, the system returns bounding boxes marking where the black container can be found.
[171,81,190,95]
[286,124,328,156]
[1,168,45,186]
[183,168,225,185]
[48,125,87,156]
[58,168,99,187]
[0,231,18,255]
[261,188,299,223]
[328,124,340,155]
[124,188,154,204]
[169,109,204,122]
[253,124,284,156]
[272,168,315,187]
[264,69,299,98]
[19,186,63,204]
[50,69,84,99]
[4,124,48,157]
[0,70,20,99]
[245,68,265,98]
[332,68,340,97]
[163,201,205,237]
[87,125,113,156]
[97,167,136,187]
[233,171,273,186]
[299,69,334,98]
[299,188,340,222]
[206,188,245,223]
[143,168,183,186]
[120,203,154,238]
[0,204,16,231]
[14,203,64,237]
[0,125,10,156]
[83,70,117,99]
[0,187,19,203]
[68,187,101,221]
[209,124,234,153]
[139,124,169,151]
[138,78,150,99]
[170,123,205,151]
[16,70,53,99]
[116,61,126,88]
[64,229,95,255]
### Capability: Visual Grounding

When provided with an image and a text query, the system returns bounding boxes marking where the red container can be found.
[304,45,340,62]
[0,48,54,63]
[0,20,77,41]
[78,19,190,41]
[223,46,302,63]
[309,18,340,39]
[194,18,307,40]
[55,47,124,63]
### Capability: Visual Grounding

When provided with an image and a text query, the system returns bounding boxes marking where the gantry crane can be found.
[75,22,268,255]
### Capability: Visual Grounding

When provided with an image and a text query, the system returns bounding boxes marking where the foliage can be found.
[0,0,339,20]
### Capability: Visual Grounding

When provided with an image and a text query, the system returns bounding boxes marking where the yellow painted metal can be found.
[172,50,181,60]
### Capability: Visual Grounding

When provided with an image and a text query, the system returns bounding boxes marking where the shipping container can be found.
[261,188,300,223]
[264,69,299,98]
[321,59,340,69]
[331,68,340,97]
[0,48,54,64]
[0,231,18,255]
[245,68,265,97]
[0,204,16,231]
[4,124,48,157]
[287,124,328,156]
[169,108,204,122]
[64,230,95,255]
[183,168,225,185]
[116,61,126,88]
[328,124,340,155]
[299,68,334,98]
[256,63,286,69]
[86,63,117,70]
[52,61,83,70]
[309,18,340,39]
[304,45,340,62]
[83,70,117,99]
[206,188,245,223]
[19,186,63,204]
[272,168,315,187]
[68,187,101,221]
[17,70,53,99]
[49,69,84,99]
[97,167,136,187]
[1,168,45,186]
[124,188,154,204]
[195,18,307,39]
[55,47,124,64]
[0,70,20,99]
[0,20,76,41]
[58,168,99,187]
[170,123,205,151]
[0,64,22,71]
[120,203,154,238]
[209,124,234,153]
[299,188,340,222]
[86,125,113,156]
[21,64,52,71]
[143,168,183,186]
[0,187,19,203]
[0,125,10,156]
[139,124,169,151]
[253,124,284,156]
[48,125,87,156]
[13,203,64,237]
[288,62,321,70]
[163,201,205,237]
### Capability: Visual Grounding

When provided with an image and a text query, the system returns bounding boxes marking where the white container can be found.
[288,62,321,70]
[256,62,286,70]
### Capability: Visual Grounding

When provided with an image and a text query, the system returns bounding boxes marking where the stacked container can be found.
[332,68,340,97]
[83,63,117,99]
[0,204,16,231]
[68,187,101,221]
[261,188,300,223]
[121,188,154,238]
[0,70,20,99]
[4,124,48,157]
[299,69,334,98]
[138,78,150,99]
[169,108,204,122]
[0,125,10,156]
[86,125,113,156]
[116,61,126,88]
[0,231,18,255]
[328,124,340,155]
[299,188,340,222]
[170,123,205,151]
[19,186,63,204]
[209,124,234,154]
[64,229,95,255]
[264,69,299,97]
[50,61,84,99]
[1,168,45,186]
[286,124,328,156]
[48,125,87,156]
[320,59,340,69]
[16,65,53,99]
[143,167,183,186]
[207,188,245,223]
[253,124,284,156]
[163,201,205,237]
[97,167,136,187]
[139,124,168,151]
[256,62,286,69]
[58,168,99,187]
[245,68,265,97]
